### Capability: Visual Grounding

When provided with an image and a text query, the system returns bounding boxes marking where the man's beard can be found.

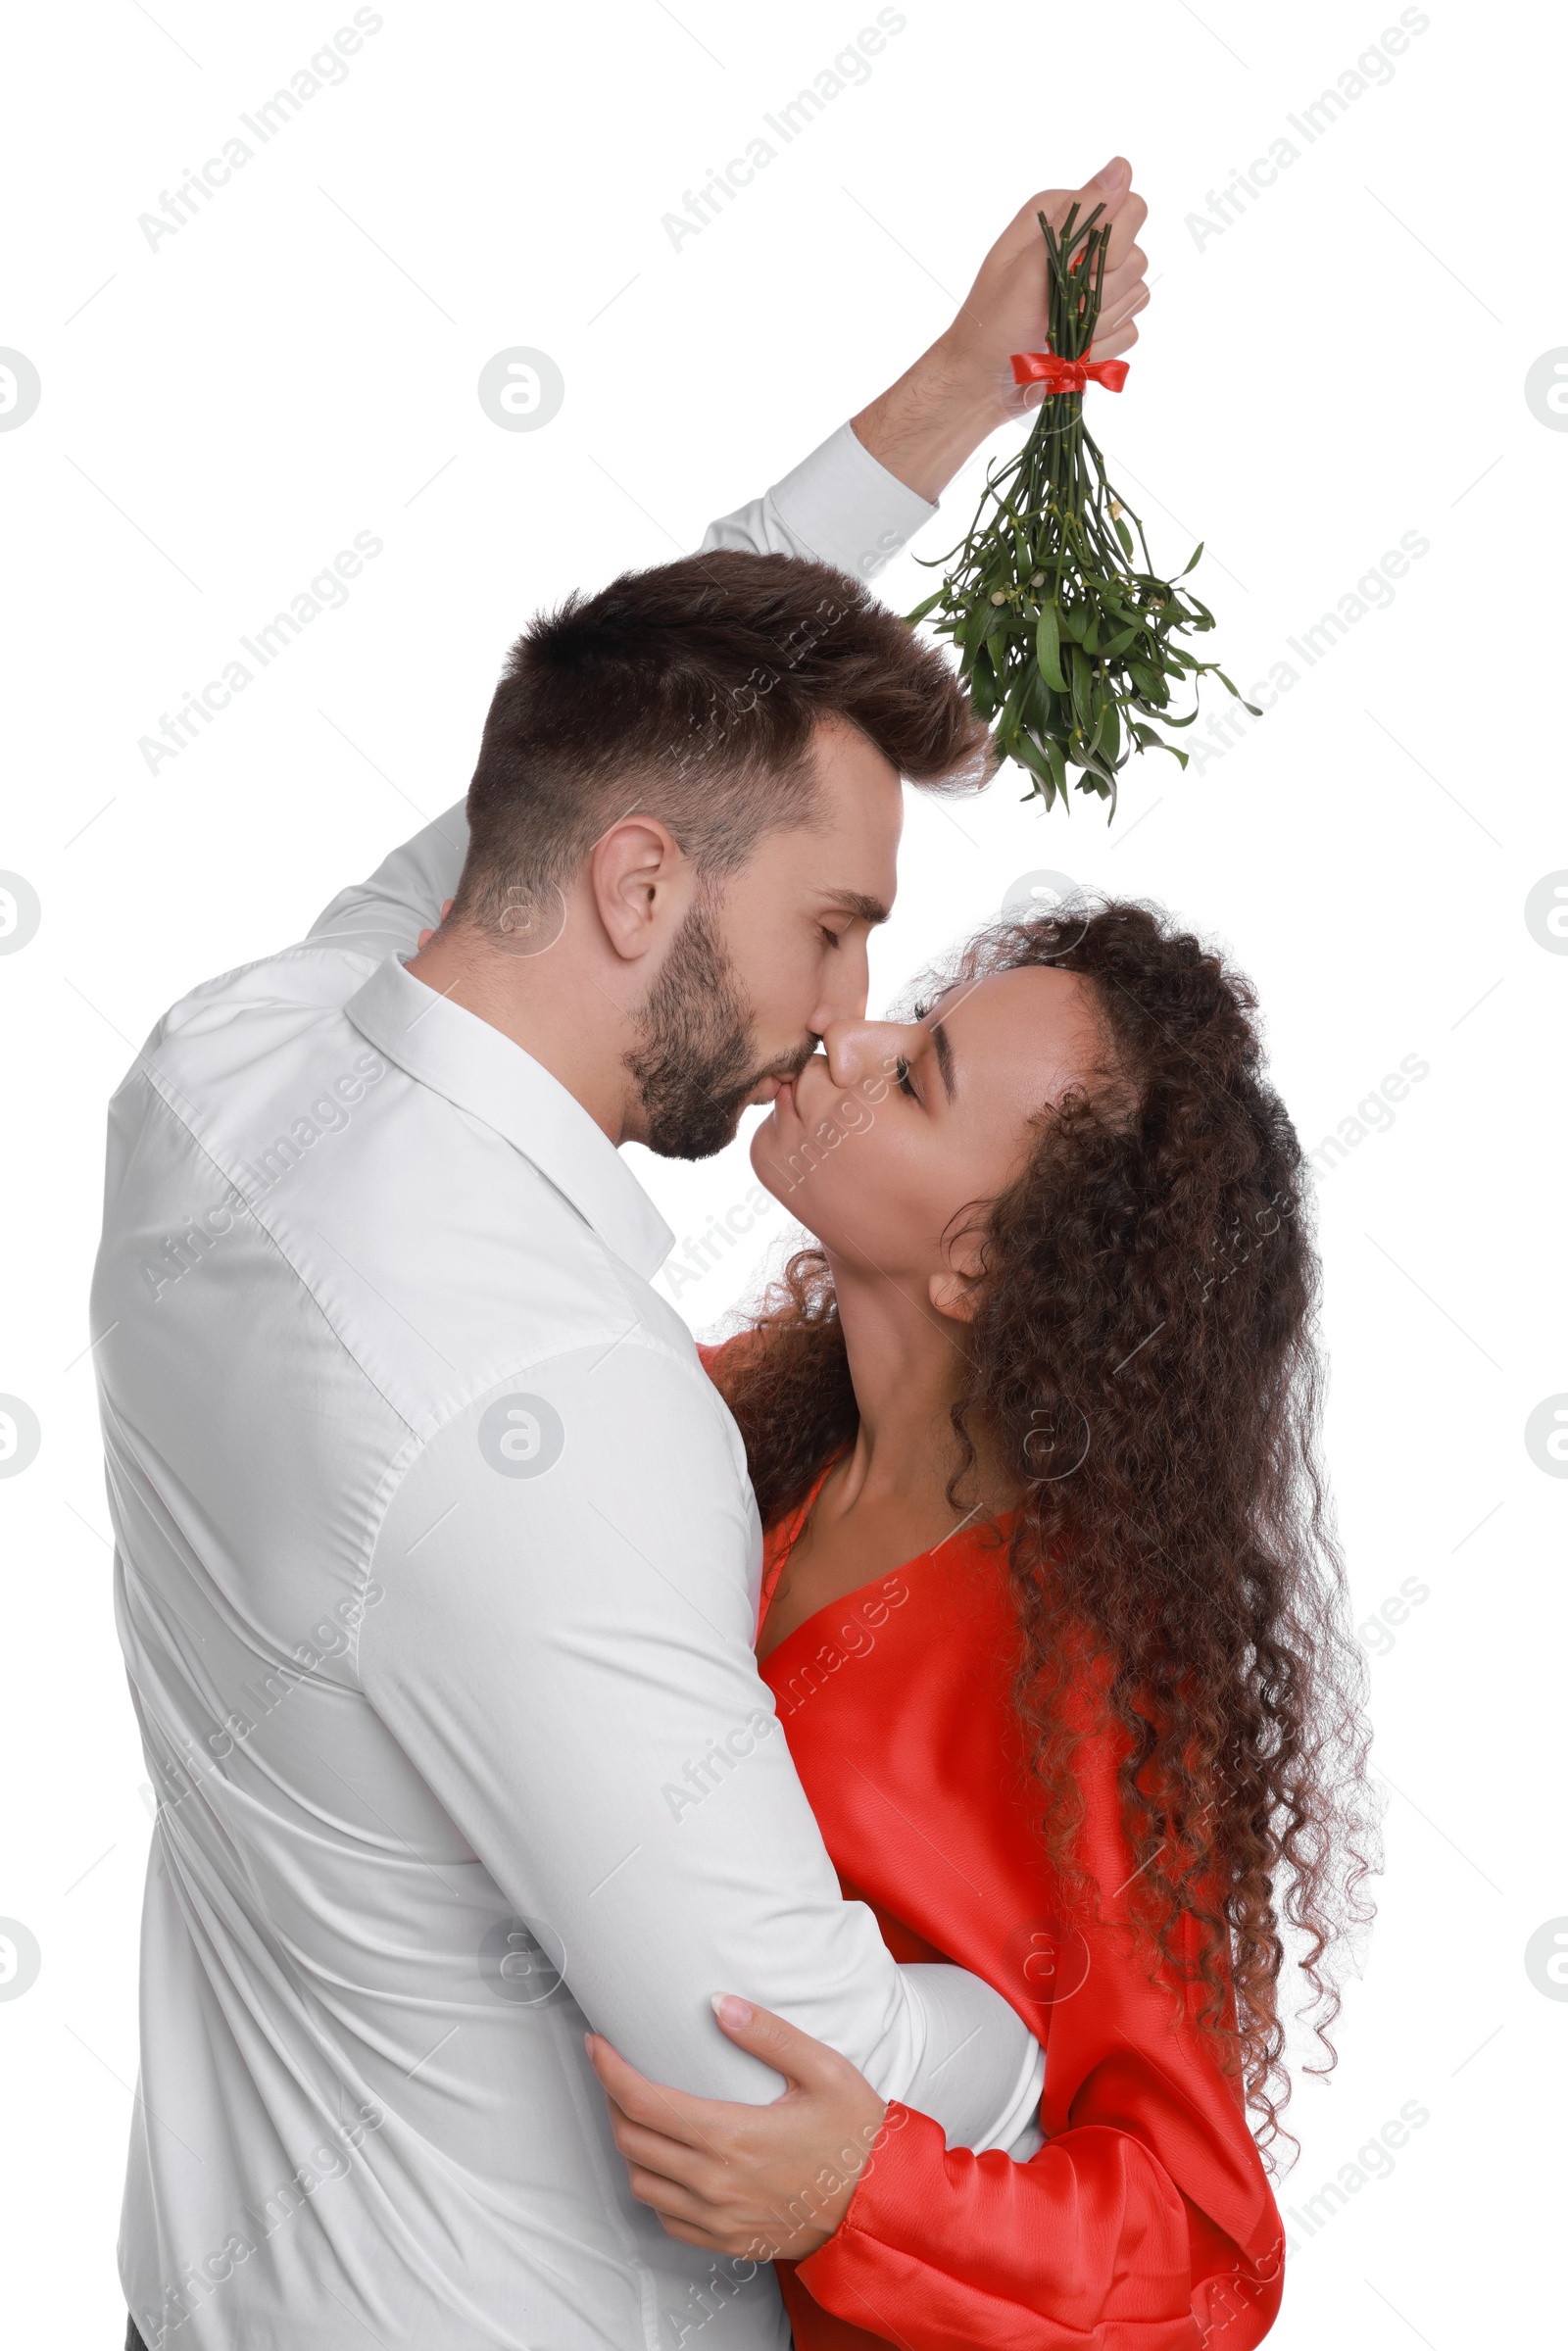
[625,899,803,1160]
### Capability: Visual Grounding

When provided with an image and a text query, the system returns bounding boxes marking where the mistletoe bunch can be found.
[908,200,1255,819]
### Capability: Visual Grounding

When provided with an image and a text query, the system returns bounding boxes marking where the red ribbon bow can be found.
[1009,351,1129,394]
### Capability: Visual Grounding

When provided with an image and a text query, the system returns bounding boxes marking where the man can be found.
[98,164,1149,2350]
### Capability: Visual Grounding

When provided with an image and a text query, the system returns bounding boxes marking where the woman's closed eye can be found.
[893,1001,938,1099]
[895,1005,937,1102]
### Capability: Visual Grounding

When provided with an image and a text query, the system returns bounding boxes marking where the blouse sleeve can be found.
[790,1707,1286,2350]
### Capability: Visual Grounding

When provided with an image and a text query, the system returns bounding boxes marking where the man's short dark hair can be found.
[454,548,993,929]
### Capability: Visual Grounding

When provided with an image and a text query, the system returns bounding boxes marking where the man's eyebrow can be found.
[820,889,891,926]
[928,1015,956,1104]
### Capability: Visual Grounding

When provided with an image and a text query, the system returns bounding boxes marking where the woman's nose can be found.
[819,1019,917,1093]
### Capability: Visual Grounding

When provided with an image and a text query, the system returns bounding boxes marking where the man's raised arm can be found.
[305,160,1150,964]
[301,418,940,964]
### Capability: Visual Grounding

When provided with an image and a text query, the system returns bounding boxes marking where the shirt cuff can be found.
[770,418,939,583]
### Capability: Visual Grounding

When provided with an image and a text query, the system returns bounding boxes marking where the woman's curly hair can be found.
[710,900,1380,2168]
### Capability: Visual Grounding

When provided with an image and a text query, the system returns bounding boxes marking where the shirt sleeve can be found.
[304,799,470,966]
[302,421,939,962]
[358,1336,1039,2132]
[700,417,939,582]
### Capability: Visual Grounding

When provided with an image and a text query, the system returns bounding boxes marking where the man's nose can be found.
[819,1019,916,1094]
[810,933,875,1038]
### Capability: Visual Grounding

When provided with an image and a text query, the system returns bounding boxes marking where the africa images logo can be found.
[478,1394,565,1479]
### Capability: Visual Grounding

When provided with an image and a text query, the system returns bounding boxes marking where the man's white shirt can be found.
[96,422,1045,2351]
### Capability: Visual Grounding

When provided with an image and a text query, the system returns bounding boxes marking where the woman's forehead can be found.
[934,961,1096,1043]
[917,966,1101,1120]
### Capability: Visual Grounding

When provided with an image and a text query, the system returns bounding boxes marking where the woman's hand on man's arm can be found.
[415,899,453,952]
[587,1995,888,2261]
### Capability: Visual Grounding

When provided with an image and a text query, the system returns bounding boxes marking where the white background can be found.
[2,1,1564,2342]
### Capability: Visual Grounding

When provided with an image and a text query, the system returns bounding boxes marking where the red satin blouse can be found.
[749,1460,1285,2351]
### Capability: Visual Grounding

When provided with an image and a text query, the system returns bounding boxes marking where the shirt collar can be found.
[344,955,674,1281]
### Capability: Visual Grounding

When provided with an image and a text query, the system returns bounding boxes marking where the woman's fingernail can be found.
[710,1993,754,2029]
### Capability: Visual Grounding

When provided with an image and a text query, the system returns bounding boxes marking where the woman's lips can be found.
[754,1060,818,1123]
[749,1073,801,1117]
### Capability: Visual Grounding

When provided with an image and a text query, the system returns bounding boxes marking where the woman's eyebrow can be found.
[929,1017,956,1103]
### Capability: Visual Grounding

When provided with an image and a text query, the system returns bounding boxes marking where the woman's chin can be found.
[748,1122,823,1236]
[748,1117,785,1196]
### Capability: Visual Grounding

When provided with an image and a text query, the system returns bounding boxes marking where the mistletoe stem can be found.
[906,204,1255,818]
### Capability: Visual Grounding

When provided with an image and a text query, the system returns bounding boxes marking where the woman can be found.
[587,898,1378,2348]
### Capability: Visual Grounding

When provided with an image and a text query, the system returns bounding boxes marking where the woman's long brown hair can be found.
[710,901,1380,2167]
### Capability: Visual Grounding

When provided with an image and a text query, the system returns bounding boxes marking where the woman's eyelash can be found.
[894,1002,931,1097]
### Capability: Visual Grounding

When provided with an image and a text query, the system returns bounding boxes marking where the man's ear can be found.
[588,816,690,963]
[927,1236,986,1324]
